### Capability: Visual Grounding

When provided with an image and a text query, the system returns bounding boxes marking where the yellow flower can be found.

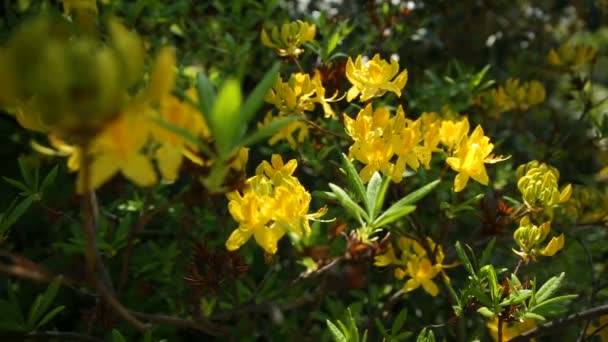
[345,54,408,102]
[486,317,536,341]
[404,257,442,297]
[77,107,156,192]
[540,233,565,256]
[226,155,323,254]
[146,48,210,181]
[439,116,470,151]
[374,244,399,267]
[261,20,316,58]
[375,236,450,297]
[344,104,397,182]
[265,71,337,118]
[477,79,545,117]
[547,42,596,67]
[446,125,495,192]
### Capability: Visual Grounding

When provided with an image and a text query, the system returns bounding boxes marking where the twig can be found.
[510,304,608,341]
[576,236,599,342]
[304,119,349,141]
[0,331,103,342]
[80,145,149,331]
[130,311,227,336]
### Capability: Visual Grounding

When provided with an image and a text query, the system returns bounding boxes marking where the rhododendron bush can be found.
[0,1,606,341]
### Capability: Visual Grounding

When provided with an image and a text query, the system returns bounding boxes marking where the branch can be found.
[510,304,608,341]
[0,331,103,342]
[80,145,149,331]
[130,311,227,336]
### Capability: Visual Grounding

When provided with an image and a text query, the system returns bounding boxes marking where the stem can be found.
[498,316,504,342]
[80,144,149,331]
[130,311,226,336]
[510,304,608,341]
[0,331,103,342]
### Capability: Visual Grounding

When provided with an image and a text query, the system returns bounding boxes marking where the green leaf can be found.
[341,153,367,208]
[0,196,34,235]
[39,165,58,195]
[112,329,127,342]
[18,158,34,189]
[365,172,383,219]
[374,318,389,337]
[529,295,578,317]
[329,183,369,222]
[313,191,338,201]
[372,204,416,228]
[454,241,475,278]
[391,308,408,336]
[388,179,440,209]
[241,62,280,122]
[500,290,532,306]
[27,276,61,328]
[535,272,565,304]
[240,115,303,148]
[2,177,30,194]
[35,305,65,329]
[476,306,496,319]
[522,312,546,321]
[196,72,216,122]
[345,308,359,342]
[211,79,243,157]
[479,237,495,268]
[327,319,348,342]
[530,294,578,315]
[480,265,499,303]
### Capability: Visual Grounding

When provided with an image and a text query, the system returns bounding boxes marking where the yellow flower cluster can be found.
[261,20,316,58]
[513,216,564,262]
[547,42,597,67]
[516,161,572,209]
[343,104,440,183]
[261,71,339,149]
[344,106,504,191]
[345,54,408,102]
[561,186,608,224]
[477,79,545,117]
[265,72,337,118]
[374,236,448,297]
[513,161,572,262]
[225,155,325,254]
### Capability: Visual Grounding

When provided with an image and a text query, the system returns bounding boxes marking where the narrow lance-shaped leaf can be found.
[327,319,348,342]
[329,183,369,223]
[241,62,280,122]
[211,79,243,157]
[373,205,416,228]
[196,72,216,122]
[535,272,565,304]
[27,276,62,328]
[479,237,496,268]
[365,172,383,219]
[454,241,475,278]
[341,153,367,208]
[389,179,440,208]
